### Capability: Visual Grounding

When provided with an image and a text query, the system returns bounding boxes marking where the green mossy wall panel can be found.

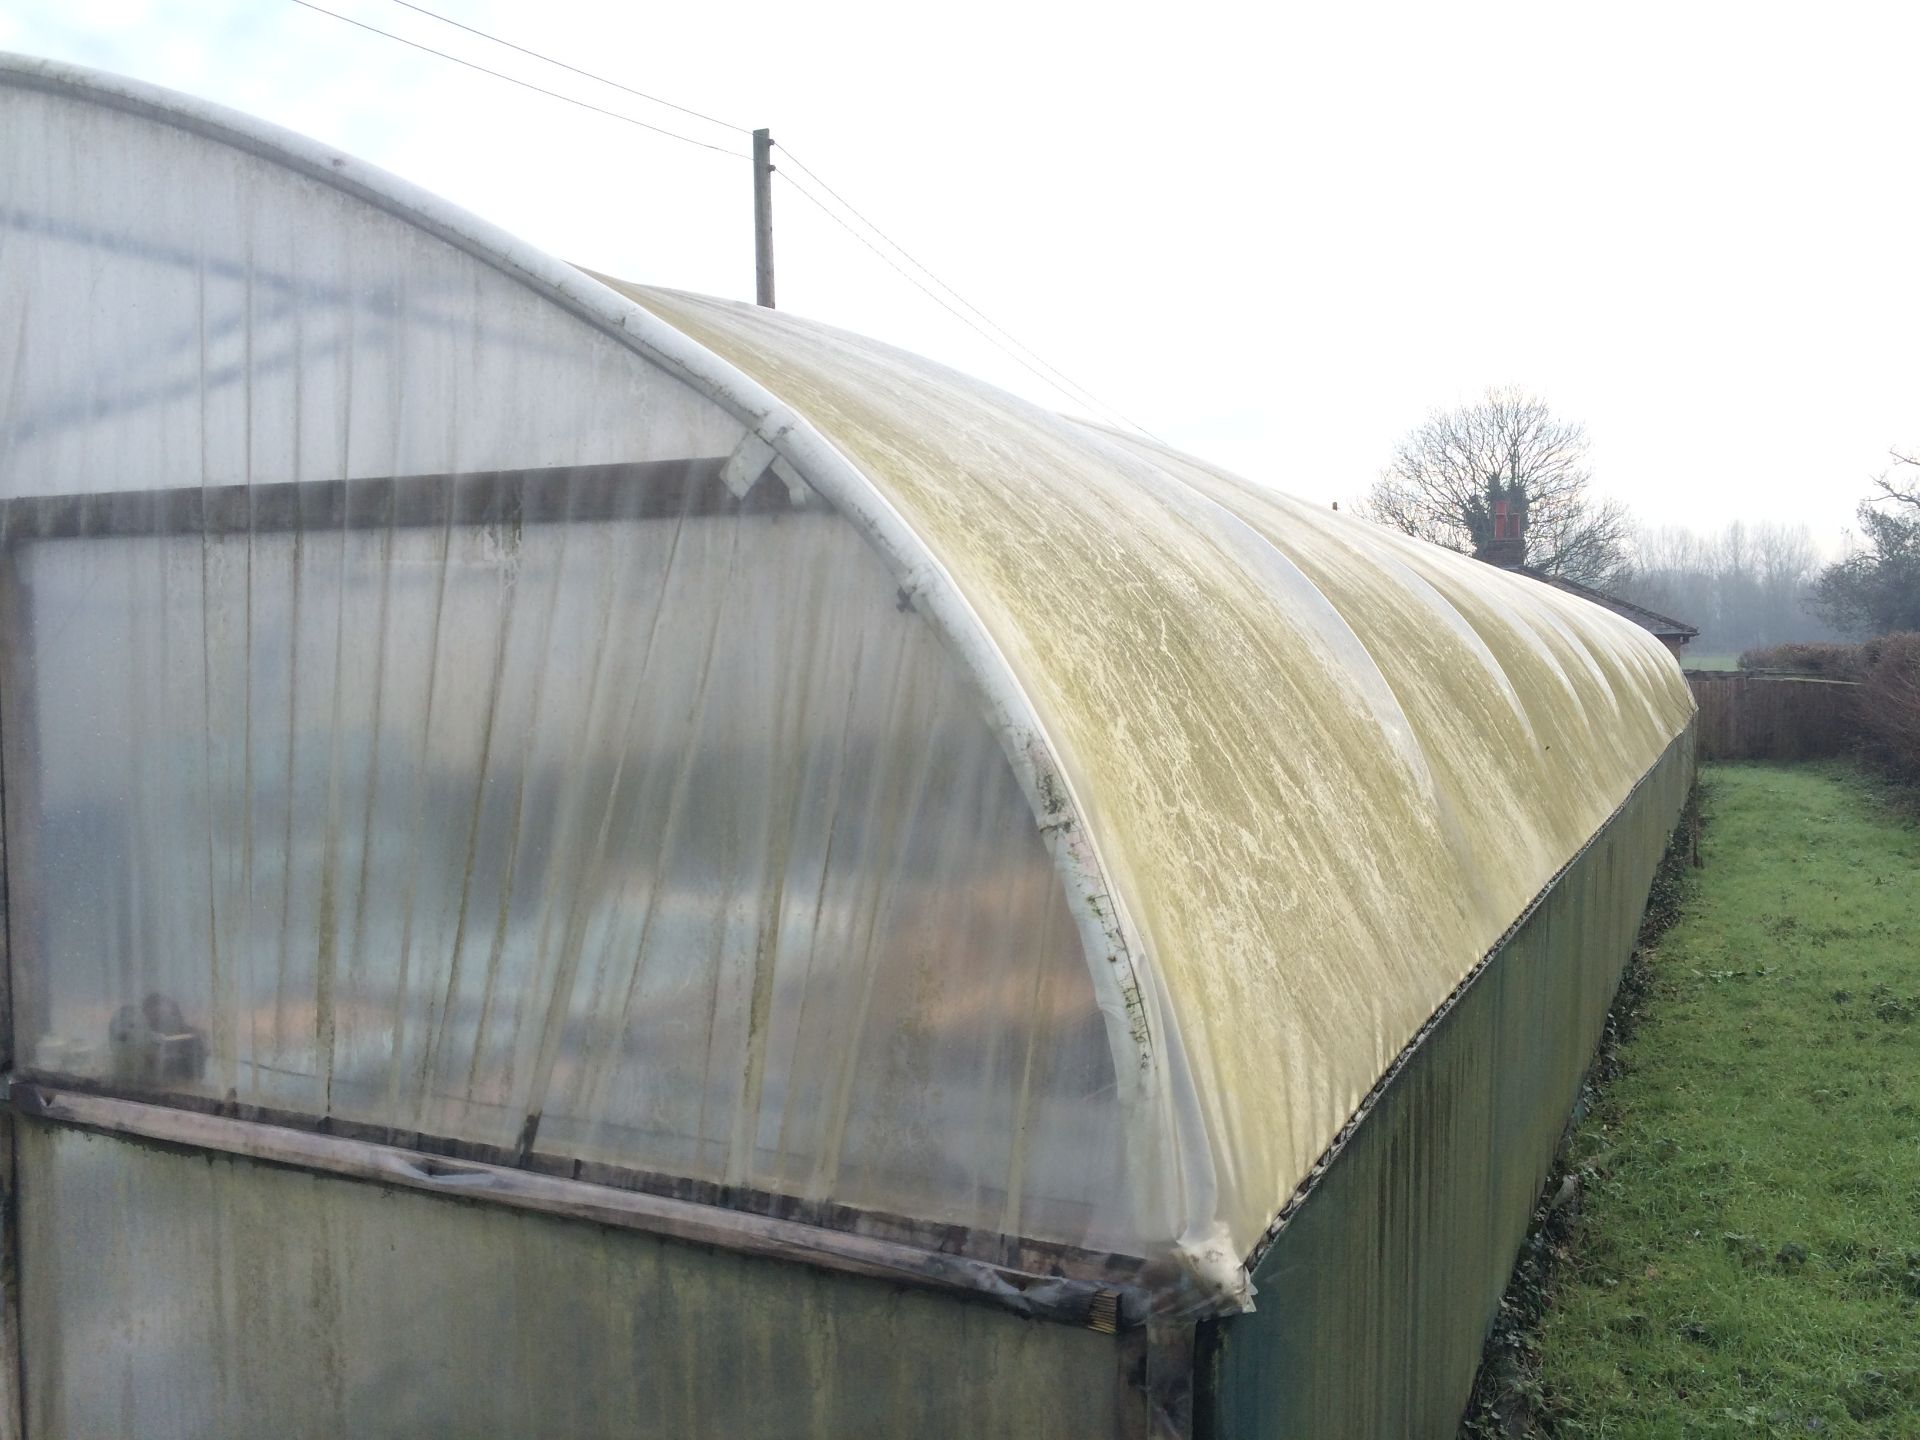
[15,1121,1122,1439]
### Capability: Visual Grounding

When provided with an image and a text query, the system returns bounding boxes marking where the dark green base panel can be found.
[1199,728,1695,1439]
[12,1118,1124,1439]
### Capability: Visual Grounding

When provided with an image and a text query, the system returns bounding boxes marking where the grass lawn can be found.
[1683,654,1742,672]
[1535,762,1920,1437]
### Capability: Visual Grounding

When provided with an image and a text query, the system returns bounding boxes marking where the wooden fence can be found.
[1685,671,1862,762]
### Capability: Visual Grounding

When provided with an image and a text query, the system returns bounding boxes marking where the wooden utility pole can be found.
[752,128,775,308]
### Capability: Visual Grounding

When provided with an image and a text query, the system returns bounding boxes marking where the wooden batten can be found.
[7,1081,1153,1331]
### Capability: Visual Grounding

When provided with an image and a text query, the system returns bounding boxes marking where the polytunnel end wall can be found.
[0,47,1173,1346]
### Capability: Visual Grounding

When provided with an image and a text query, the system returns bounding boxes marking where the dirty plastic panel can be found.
[16,1120,1125,1440]
[605,285,1698,1273]
[0,74,1131,1252]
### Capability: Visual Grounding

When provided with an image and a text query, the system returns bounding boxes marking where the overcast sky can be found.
[6,0,1914,552]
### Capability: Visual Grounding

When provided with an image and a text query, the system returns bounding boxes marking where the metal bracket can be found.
[720,432,779,499]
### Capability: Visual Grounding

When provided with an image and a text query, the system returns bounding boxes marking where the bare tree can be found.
[1359,387,1633,587]
[1871,449,1920,510]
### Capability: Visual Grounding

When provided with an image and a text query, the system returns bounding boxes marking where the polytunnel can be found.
[0,52,1695,1440]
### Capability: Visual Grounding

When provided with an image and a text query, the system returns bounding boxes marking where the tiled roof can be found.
[1513,566,1700,639]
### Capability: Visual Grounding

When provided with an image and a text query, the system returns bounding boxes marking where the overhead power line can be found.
[286,0,748,159]
[774,146,1158,440]
[774,171,1152,436]
[386,0,750,136]
[290,0,1156,436]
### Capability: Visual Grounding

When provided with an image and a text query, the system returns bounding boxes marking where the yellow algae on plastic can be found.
[609,282,1695,1283]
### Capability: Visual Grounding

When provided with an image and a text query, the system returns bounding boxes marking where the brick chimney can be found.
[1474,495,1527,568]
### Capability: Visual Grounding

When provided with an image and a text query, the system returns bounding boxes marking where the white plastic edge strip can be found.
[0,52,1244,1311]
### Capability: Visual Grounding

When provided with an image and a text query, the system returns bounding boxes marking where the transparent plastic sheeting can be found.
[0,73,1135,1254]
[605,284,1698,1289]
